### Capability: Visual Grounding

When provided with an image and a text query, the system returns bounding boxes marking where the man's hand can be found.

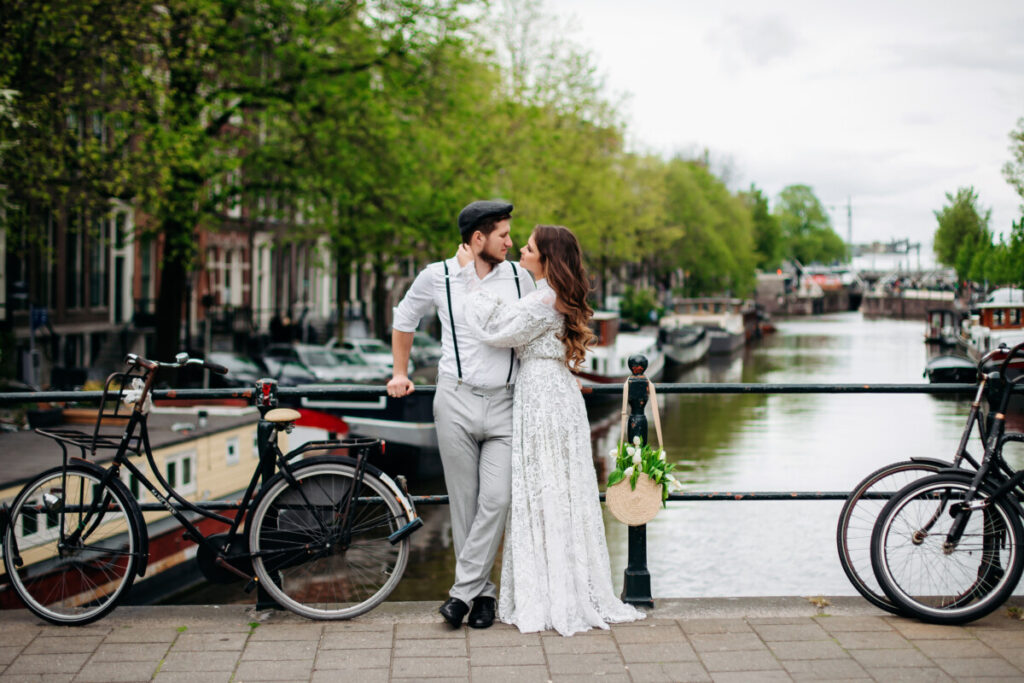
[456,243,474,268]
[387,374,415,398]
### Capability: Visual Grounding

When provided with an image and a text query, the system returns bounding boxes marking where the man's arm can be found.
[387,329,416,397]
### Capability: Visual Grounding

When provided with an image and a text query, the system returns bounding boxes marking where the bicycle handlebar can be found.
[997,341,1024,380]
[124,352,229,375]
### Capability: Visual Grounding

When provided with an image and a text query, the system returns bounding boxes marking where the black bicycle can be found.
[869,341,1024,624]
[1,353,422,625]
[834,346,1009,613]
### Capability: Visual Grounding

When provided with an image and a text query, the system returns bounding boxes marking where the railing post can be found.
[621,354,655,608]
[254,378,280,610]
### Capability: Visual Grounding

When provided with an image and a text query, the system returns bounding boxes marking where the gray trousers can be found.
[433,374,513,604]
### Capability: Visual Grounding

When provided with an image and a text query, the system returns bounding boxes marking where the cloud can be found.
[705,14,803,70]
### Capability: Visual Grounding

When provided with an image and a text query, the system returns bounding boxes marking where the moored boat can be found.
[959,288,1024,375]
[657,317,710,368]
[664,298,758,355]
[924,354,976,384]
[575,311,664,383]
[924,307,962,346]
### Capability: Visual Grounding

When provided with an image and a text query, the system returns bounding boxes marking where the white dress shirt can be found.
[392,258,535,387]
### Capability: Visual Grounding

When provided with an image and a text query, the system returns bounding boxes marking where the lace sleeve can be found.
[458,263,558,349]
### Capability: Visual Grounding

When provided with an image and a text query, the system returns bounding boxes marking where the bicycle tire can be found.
[836,459,946,613]
[2,464,142,625]
[871,473,1024,624]
[248,458,410,619]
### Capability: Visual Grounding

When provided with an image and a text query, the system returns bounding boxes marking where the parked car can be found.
[262,343,386,384]
[330,349,392,383]
[205,352,269,388]
[327,337,410,373]
[410,332,442,368]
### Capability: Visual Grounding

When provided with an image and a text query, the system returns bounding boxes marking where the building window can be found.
[165,451,197,495]
[226,436,240,466]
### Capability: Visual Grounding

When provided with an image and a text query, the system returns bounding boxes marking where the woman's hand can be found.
[456,243,474,268]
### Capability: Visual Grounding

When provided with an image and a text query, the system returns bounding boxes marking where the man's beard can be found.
[479,245,505,265]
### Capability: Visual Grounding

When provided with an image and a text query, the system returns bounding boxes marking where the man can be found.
[388,200,533,629]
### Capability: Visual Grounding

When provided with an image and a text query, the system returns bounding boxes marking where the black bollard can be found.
[621,354,654,608]
[254,378,282,611]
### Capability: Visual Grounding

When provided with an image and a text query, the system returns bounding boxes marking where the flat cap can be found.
[458,200,513,236]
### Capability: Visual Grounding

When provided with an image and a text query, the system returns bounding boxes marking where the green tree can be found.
[740,184,783,270]
[773,184,846,265]
[1003,118,1024,208]
[933,186,991,268]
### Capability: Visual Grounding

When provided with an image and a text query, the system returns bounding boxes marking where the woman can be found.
[456,224,644,636]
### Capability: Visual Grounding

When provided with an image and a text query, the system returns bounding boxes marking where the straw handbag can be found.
[605,377,664,526]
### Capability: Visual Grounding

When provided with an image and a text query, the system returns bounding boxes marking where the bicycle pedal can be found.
[243,578,258,594]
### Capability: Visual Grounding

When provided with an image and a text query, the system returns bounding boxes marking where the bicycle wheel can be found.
[248,459,410,619]
[871,474,1024,624]
[836,459,946,613]
[2,464,141,625]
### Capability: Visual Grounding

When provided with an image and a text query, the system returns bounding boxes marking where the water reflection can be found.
[162,312,1024,605]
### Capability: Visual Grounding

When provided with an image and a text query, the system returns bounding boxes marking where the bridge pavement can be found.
[3,598,1024,682]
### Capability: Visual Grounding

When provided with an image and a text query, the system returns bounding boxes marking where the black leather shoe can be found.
[439,597,470,627]
[467,596,496,629]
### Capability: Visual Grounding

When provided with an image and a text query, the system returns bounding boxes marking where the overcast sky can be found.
[543,0,1024,251]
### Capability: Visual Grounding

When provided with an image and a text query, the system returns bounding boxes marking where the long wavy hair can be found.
[532,225,595,370]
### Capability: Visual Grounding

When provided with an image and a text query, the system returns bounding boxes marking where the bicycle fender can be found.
[909,457,955,468]
[929,469,1024,517]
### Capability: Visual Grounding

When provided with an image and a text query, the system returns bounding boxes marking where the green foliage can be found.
[619,286,662,327]
[933,187,991,269]
[1003,118,1024,208]
[740,185,784,270]
[773,185,847,265]
[607,435,679,504]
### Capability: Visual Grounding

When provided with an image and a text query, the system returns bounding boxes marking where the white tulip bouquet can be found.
[607,435,681,505]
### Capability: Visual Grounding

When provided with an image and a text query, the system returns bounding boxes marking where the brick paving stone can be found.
[548,674,630,683]
[747,617,815,625]
[699,650,784,673]
[862,666,954,681]
[618,642,699,663]
[311,669,388,683]
[233,658,314,681]
[390,655,469,678]
[783,658,870,680]
[814,616,893,633]
[969,629,1024,649]
[0,631,40,648]
[546,652,626,675]
[23,636,104,655]
[541,633,616,654]
[74,660,159,682]
[4,653,89,675]
[689,632,768,652]
[885,620,974,640]
[172,632,249,651]
[159,651,242,672]
[847,647,935,669]
[393,637,467,657]
[626,661,712,682]
[913,637,999,659]
[320,630,393,649]
[469,664,550,683]
[467,644,545,666]
[750,623,831,642]
[768,639,848,660]
[709,672,793,682]
[313,646,390,669]
[680,619,754,635]
[611,623,685,643]
[90,642,168,662]
[321,620,392,632]
[153,673,234,683]
[240,640,316,660]
[245,625,322,641]
[104,627,181,643]
[394,623,466,639]
[832,630,913,649]
[0,676,74,683]
[0,647,21,666]
[467,626,540,647]
[933,656,1024,678]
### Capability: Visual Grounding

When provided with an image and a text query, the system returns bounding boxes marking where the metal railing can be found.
[1,372,1012,606]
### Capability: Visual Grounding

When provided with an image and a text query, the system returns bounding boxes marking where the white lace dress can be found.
[460,270,645,636]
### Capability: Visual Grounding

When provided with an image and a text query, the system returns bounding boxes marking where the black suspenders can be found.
[443,260,522,386]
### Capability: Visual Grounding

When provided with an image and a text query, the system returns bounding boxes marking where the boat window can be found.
[1011,309,1022,325]
[993,309,1005,326]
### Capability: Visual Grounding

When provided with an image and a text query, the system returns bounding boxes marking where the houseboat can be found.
[924,307,963,346]
[657,318,710,368]
[960,288,1024,364]
[664,298,758,355]
[575,311,664,383]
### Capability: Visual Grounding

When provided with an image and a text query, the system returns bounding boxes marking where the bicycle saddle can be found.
[264,408,301,423]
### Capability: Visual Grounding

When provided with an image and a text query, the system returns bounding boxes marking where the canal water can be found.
[161,311,1024,605]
